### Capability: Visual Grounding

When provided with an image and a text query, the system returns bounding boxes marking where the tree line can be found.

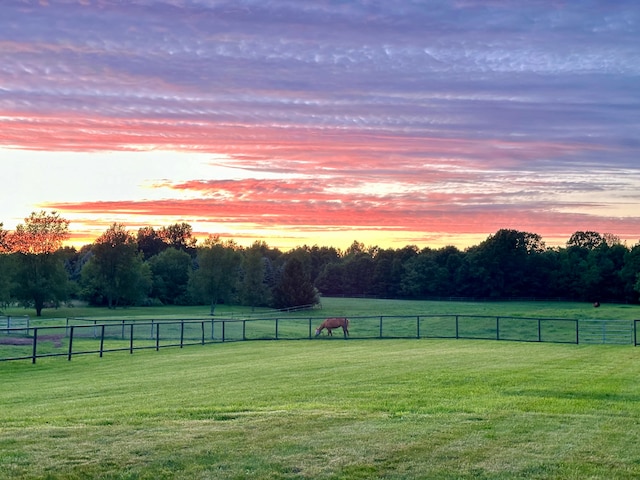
[1,211,639,316]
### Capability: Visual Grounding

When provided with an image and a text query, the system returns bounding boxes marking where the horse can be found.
[315,317,349,338]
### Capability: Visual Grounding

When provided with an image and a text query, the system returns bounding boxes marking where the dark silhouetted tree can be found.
[315,262,345,295]
[137,226,167,260]
[240,242,271,311]
[567,231,604,250]
[159,223,197,256]
[272,257,319,309]
[148,247,192,304]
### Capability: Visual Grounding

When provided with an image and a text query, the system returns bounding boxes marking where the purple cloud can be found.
[0,0,638,248]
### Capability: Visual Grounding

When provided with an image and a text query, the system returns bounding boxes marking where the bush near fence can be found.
[1,315,638,363]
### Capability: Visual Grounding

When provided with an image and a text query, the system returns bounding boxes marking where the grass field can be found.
[1,298,640,479]
[2,298,639,361]
[2,340,640,479]
[3,296,640,323]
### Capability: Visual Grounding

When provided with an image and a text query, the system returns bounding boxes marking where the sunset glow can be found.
[1,1,639,251]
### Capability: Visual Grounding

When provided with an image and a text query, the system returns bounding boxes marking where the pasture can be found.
[3,296,639,324]
[2,298,639,362]
[1,299,640,478]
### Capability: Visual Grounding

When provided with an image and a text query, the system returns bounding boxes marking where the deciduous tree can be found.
[6,211,71,316]
[0,223,12,308]
[189,236,241,315]
[0,252,16,309]
[567,231,604,250]
[137,226,167,260]
[148,247,192,305]
[81,224,151,308]
[159,223,197,255]
[621,243,640,302]
[0,222,9,253]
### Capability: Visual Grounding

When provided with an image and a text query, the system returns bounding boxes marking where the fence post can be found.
[455,315,459,339]
[575,319,579,344]
[275,318,279,340]
[130,324,134,354]
[379,316,383,338]
[68,326,74,361]
[634,320,637,347]
[537,319,542,342]
[99,324,105,357]
[180,321,184,348]
[243,320,246,341]
[222,321,225,342]
[416,316,420,339]
[156,323,160,351]
[32,328,38,364]
[201,321,205,345]
[308,318,312,339]
[496,317,500,340]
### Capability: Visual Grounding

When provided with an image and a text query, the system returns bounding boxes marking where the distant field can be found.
[1,338,640,479]
[3,296,639,323]
[317,297,640,321]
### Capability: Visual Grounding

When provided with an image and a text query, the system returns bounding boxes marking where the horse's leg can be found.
[327,329,332,336]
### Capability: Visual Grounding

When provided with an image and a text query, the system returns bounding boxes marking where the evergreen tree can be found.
[272,258,318,309]
[240,242,271,311]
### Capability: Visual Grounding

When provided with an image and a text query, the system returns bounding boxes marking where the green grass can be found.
[2,338,640,479]
[3,298,639,361]
[2,298,640,478]
[3,297,639,324]
[0,303,277,325]
[317,297,640,320]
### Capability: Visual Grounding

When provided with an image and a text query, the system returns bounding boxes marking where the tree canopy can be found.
[81,223,151,309]
[1,215,640,316]
[3,211,71,315]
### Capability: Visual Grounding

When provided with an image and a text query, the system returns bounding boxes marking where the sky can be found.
[1,0,639,252]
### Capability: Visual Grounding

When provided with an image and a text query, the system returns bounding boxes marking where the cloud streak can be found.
[1,0,639,249]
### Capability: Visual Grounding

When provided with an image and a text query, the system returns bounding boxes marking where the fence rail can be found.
[1,315,638,363]
[0,315,30,331]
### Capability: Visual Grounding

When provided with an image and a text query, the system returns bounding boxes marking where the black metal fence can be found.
[1,315,638,363]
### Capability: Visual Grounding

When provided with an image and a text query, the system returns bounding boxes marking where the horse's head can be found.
[314,328,322,336]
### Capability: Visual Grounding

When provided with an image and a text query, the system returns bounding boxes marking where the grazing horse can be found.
[315,317,349,338]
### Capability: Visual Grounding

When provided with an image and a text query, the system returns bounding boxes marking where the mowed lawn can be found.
[2,337,640,479]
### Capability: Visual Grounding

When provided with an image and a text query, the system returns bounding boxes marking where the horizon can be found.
[2,1,639,251]
[4,212,634,253]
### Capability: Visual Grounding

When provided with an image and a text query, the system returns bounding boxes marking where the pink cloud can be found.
[2,1,638,250]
